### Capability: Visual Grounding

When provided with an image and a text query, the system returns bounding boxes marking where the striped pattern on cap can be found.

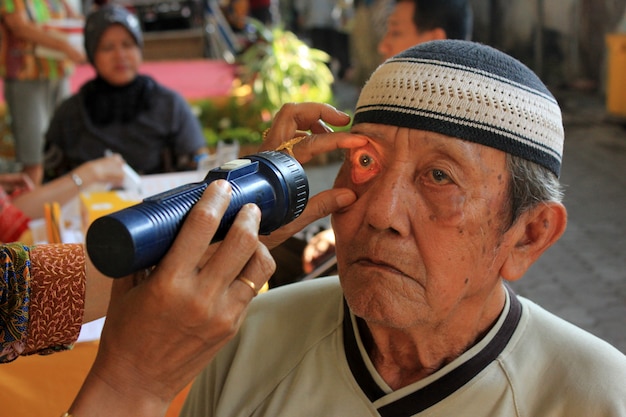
[353,40,564,176]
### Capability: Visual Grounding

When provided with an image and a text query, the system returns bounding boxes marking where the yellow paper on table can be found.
[79,190,140,232]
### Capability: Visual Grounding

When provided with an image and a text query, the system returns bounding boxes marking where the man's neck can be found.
[358,286,508,390]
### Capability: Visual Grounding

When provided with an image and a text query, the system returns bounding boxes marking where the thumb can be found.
[261,188,356,250]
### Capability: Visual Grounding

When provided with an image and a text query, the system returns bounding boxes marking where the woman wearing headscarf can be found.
[44,5,208,180]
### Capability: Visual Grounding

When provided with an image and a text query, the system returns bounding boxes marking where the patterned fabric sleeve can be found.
[25,244,85,356]
[0,243,31,362]
[0,243,86,363]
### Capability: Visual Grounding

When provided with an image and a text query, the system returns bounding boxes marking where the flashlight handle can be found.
[85,181,208,278]
[86,151,308,278]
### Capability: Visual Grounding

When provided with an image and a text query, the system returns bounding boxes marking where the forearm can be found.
[13,164,102,219]
[84,253,113,323]
[68,360,170,417]
[3,11,84,62]
[4,12,74,52]
[11,175,80,219]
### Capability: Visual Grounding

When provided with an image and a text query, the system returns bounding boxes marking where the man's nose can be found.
[362,173,413,236]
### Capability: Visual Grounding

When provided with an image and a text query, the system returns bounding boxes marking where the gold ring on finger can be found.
[237,276,259,297]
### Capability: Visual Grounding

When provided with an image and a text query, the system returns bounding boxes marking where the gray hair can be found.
[506,153,564,228]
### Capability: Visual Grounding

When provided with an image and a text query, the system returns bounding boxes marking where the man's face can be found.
[378,2,437,60]
[94,24,142,86]
[332,124,514,330]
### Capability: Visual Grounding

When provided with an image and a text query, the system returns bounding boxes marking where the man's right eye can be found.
[358,153,374,168]
[350,149,380,184]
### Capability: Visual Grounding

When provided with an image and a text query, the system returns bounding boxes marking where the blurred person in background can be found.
[294,0,351,80]
[378,0,472,59]
[43,5,208,181]
[249,0,275,25]
[0,0,86,185]
[349,0,393,86]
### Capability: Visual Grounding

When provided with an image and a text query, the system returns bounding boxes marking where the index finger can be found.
[155,180,232,278]
[261,102,351,151]
[285,132,367,164]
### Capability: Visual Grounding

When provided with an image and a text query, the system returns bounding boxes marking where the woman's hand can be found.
[0,172,35,195]
[259,102,353,155]
[258,103,367,249]
[70,180,275,417]
[10,155,127,219]
[62,41,87,64]
[75,154,126,188]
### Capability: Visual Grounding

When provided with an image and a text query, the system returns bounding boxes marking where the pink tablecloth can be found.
[0,59,236,104]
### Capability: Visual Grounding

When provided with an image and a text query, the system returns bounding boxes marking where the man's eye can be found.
[350,150,380,184]
[431,169,450,183]
[359,153,374,168]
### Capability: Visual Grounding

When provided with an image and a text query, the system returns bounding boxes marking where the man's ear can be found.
[500,202,567,281]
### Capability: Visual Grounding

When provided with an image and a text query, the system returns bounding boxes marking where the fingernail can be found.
[319,120,334,133]
[243,203,261,217]
[215,179,231,192]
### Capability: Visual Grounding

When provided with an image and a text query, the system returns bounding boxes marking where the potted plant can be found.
[235,21,335,118]
[195,21,336,159]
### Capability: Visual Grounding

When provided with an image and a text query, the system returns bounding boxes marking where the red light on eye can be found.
[351,149,380,184]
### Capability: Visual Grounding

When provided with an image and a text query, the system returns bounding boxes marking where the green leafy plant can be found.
[194,96,267,147]
[236,21,335,116]
[196,21,335,148]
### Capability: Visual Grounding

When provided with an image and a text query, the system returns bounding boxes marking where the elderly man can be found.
[301,0,474,274]
[181,40,626,416]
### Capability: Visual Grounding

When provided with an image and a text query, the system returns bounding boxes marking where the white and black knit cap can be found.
[353,40,564,176]
[84,5,143,64]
